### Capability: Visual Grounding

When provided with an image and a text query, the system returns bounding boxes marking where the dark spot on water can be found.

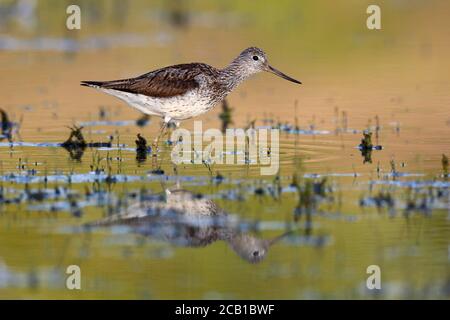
[254,188,265,196]
[150,169,165,175]
[136,114,150,127]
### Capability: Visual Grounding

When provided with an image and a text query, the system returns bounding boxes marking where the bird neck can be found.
[220,60,251,92]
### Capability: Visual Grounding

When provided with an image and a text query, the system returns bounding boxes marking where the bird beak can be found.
[268,231,293,246]
[267,65,302,84]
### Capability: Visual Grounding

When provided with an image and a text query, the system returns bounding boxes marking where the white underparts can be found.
[96,87,217,121]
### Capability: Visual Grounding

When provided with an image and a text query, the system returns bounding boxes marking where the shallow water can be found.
[0,1,449,299]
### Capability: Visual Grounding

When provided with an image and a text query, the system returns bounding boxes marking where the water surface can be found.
[0,0,449,299]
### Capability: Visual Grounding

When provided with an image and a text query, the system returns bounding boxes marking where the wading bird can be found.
[81,47,301,151]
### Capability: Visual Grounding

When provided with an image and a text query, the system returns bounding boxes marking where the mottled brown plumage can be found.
[81,63,220,98]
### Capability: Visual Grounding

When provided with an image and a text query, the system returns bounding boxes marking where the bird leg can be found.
[152,120,168,156]
[165,120,180,145]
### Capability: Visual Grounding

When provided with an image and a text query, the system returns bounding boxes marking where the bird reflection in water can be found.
[89,189,289,263]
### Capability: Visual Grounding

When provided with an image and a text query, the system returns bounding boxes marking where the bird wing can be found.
[81,63,206,98]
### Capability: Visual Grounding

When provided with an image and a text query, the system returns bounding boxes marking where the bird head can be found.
[235,47,301,84]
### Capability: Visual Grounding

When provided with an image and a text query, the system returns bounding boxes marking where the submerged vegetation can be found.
[61,126,113,161]
[219,99,233,133]
[135,133,150,163]
[0,108,18,141]
[61,126,87,149]
[358,131,383,164]
[442,154,448,179]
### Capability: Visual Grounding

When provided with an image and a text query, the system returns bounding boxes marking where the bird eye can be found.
[252,56,259,61]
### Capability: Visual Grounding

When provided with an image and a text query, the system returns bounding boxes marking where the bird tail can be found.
[80,80,106,88]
